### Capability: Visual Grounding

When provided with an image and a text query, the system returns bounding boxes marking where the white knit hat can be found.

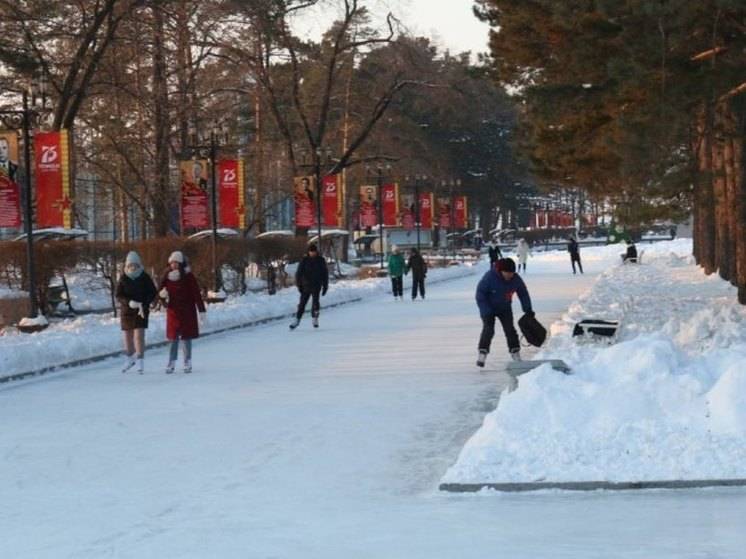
[125,251,142,266]
[168,251,185,264]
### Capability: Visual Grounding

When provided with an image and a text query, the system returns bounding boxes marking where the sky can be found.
[291,0,491,56]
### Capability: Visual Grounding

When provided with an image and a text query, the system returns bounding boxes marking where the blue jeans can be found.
[169,338,192,362]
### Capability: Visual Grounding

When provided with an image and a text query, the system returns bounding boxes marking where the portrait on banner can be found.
[0,131,19,182]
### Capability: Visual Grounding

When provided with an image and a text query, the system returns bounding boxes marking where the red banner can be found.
[453,196,468,229]
[419,192,433,229]
[294,176,316,228]
[400,193,415,230]
[322,174,341,227]
[218,159,243,228]
[382,183,398,226]
[0,131,21,228]
[35,130,72,228]
[359,185,377,228]
[438,197,452,228]
[180,159,209,231]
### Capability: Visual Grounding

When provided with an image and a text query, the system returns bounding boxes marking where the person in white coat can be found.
[515,238,531,272]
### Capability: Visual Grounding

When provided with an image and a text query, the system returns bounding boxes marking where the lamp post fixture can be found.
[186,119,231,294]
[366,163,391,270]
[405,174,425,253]
[442,178,462,258]
[0,75,53,320]
[298,147,334,251]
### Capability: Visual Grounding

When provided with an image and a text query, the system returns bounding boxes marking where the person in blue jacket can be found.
[475,257,533,367]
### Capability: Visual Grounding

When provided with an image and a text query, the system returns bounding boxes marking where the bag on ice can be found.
[518,313,547,347]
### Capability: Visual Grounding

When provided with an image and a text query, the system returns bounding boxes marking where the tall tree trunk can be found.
[735,100,746,304]
[712,104,729,279]
[152,1,171,237]
[695,104,717,274]
[722,103,738,284]
[176,0,191,153]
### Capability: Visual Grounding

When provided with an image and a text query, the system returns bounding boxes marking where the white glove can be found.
[159,288,169,301]
[128,300,141,310]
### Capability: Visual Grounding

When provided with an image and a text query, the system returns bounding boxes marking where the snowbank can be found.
[0,263,477,379]
[443,239,746,484]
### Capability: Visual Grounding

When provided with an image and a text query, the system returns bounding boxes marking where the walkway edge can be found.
[1,268,477,385]
[0,298,361,385]
[439,478,746,492]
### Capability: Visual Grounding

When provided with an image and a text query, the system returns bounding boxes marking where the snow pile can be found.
[0,263,476,378]
[443,239,746,484]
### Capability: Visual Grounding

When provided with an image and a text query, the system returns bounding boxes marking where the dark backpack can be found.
[518,313,547,347]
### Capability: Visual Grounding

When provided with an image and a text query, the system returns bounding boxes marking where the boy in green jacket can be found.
[388,245,406,300]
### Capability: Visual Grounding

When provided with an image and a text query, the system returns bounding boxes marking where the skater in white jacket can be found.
[515,238,531,272]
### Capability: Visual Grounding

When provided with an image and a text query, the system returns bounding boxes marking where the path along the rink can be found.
[3,255,746,558]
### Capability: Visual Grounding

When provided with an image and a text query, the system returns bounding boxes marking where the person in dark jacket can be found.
[116,251,157,373]
[406,247,427,300]
[290,243,329,329]
[159,251,206,373]
[568,236,583,274]
[622,240,638,263]
[388,245,406,300]
[475,257,533,367]
[488,242,502,265]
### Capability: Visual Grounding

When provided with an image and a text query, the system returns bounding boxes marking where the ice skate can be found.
[165,361,175,374]
[312,316,319,328]
[121,356,136,373]
[510,349,522,361]
[136,357,144,374]
[289,318,300,330]
[183,360,192,373]
[476,350,487,368]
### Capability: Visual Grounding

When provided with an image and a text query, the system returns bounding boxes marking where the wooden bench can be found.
[572,319,620,343]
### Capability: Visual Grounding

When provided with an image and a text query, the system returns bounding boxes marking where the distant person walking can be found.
[568,236,583,274]
[475,257,533,367]
[116,251,157,374]
[388,245,405,300]
[515,238,531,272]
[488,241,502,265]
[159,251,206,374]
[406,247,428,300]
[290,243,329,329]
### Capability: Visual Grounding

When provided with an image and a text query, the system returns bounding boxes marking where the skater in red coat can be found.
[159,251,206,373]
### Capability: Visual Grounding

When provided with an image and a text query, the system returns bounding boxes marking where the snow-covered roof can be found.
[12,228,89,241]
[187,228,239,240]
[255,230,294,239]
[308,229,350,243]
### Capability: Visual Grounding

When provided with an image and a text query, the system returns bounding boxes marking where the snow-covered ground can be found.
[3,243,746,558]
[444,239,746,486]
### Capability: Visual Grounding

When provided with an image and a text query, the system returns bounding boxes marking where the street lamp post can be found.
[0,77,52,320]
[298,147,333,250]
[187,120,230,294]
[366,163,390,270]
[377,165,384,270]
[442,178,461,259]
[414,175,422,253]
[314,150,323,250]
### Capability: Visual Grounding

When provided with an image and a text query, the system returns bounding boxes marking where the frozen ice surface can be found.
[2,242,746,558]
